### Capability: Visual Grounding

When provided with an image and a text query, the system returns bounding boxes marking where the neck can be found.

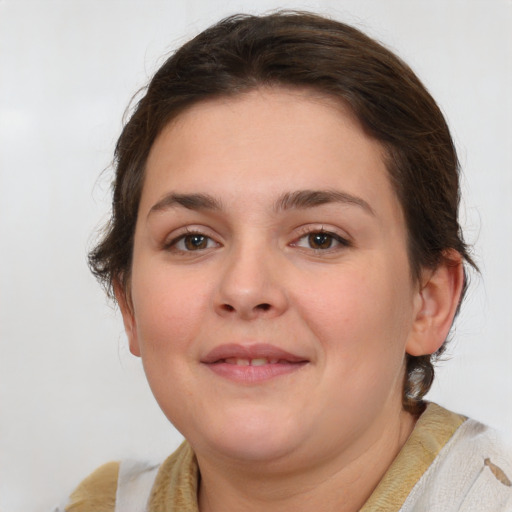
[197,409,416,512]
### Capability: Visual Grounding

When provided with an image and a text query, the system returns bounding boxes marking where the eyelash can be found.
[163,228,351,254]
[163,227,351,254]
[292,229,351,252]
[164,229,220,253]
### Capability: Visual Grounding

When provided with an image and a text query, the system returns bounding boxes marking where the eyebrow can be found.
[147,189,374,217]
[148,193,222,217]
[274,189,375,215]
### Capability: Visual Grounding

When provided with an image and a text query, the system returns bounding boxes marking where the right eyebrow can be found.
[147,193,222,218]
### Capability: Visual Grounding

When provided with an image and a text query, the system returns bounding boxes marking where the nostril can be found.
[218,303,273,315]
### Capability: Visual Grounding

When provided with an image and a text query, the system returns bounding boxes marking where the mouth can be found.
[219,357,295,366]
[201,344,309,383]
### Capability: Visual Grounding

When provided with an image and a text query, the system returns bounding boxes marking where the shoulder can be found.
[402,405,512,511]
[148,442,199,511]
[61,442,198,512]
[64,461,120,512]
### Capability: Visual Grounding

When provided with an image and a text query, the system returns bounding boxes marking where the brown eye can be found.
[292,230,350,252]
[168,232,219,252]
[184,234,209,250]
[308,232,334,249]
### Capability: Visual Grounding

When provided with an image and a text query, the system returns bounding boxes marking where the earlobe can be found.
[406,251,465,357]
[113,279,141,357]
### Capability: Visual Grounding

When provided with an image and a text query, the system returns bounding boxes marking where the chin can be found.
[210,433,300,464]
[189,408,305,464]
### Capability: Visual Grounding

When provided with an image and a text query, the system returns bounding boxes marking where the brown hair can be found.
[89,11,476,414]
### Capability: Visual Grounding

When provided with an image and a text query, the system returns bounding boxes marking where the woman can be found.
[64,11,511,512]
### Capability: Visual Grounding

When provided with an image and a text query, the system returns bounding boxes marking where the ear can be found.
[406,251,465,356]
[114,279,141,357]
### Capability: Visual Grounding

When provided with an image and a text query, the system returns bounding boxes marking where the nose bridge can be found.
[214,234,287,319]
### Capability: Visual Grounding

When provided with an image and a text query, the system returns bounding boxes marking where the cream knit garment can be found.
[63,403,512,512]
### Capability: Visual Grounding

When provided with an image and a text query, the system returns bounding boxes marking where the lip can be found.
[201,343,307,364]
[201,343,309,383]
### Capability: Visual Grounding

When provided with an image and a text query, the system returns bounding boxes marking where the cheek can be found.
[130,269,211,416]
[130,266,211,357]
[296,262,413,361]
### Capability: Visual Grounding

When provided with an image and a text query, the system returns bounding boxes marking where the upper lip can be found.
[201,343,308,364]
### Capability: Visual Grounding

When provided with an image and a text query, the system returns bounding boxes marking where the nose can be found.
[214,241,289,320]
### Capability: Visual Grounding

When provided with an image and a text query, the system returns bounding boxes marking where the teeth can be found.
[223,357,281,366]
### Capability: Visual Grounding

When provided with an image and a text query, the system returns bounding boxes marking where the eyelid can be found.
[163,226,221,252]
[290,225,352,251]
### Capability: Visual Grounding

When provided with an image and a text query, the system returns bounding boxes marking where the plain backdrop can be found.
[1,1,511,511]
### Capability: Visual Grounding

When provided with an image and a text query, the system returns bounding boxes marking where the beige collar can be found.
[149,403,466,512]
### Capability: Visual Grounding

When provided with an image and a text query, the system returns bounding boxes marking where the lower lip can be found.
[204,361,308,383]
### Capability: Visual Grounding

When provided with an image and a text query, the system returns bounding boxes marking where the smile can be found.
[223,357,283,366]
[201,344,309,383]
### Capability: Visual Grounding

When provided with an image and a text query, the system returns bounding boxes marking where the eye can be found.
[168,232,219,252]
[293,230,350,251]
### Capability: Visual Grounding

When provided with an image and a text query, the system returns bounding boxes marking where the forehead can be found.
[141,88,400,221]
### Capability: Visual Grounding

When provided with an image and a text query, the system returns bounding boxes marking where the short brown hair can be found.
[89,11,476,414]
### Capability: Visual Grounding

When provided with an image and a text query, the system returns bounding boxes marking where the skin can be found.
[117,88,464,511]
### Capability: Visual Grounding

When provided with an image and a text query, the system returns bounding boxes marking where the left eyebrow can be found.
[274,189,375,216]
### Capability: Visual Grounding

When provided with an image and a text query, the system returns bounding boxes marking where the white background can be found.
[1,1,511,511]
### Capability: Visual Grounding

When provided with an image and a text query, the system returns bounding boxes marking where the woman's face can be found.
[121,88,424,468]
